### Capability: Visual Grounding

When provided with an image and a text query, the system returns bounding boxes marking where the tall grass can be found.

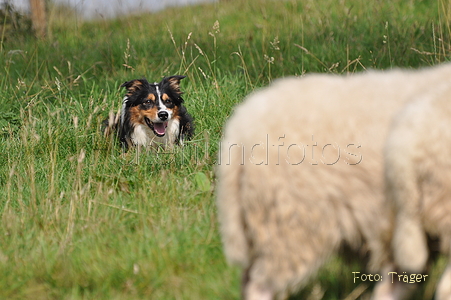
[0,0,449,299]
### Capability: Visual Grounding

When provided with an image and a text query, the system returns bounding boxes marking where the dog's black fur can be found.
[103,75,194,151]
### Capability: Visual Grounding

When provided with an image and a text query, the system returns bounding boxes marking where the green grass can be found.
[0,0,450,299]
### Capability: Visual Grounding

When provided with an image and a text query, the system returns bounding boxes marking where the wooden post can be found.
[29,0,47,38]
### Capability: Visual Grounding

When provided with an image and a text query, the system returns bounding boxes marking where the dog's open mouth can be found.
[144,117,168,137]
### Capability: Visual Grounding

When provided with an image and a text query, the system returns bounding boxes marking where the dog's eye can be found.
[144,100,153,105]
[164,99,172,105]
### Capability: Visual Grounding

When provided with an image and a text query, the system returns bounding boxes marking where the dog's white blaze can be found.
[155,84,172,120]
[155,84,162,103]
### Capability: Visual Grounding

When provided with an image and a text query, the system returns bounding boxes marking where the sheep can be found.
[384,81,451,300]
[216,63,451,300]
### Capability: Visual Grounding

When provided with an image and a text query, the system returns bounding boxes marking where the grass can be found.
[0,0,450,299]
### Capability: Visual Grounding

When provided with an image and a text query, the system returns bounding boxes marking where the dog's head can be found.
[121,75,186,137]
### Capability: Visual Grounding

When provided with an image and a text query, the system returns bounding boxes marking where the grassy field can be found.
[0,0,450,299]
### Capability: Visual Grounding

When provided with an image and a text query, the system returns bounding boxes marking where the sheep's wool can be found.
[217,63,451,300]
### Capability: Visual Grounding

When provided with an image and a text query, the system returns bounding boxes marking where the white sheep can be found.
[216,63,451,300]
[385,81,451,300]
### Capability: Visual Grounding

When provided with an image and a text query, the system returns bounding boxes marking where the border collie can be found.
[104,75,194,151]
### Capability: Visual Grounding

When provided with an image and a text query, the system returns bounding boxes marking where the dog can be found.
[103,75,194,151]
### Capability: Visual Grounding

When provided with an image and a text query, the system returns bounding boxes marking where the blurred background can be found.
[7,0,217,19]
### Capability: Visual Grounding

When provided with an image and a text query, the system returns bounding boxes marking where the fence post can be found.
[29,0,47,38]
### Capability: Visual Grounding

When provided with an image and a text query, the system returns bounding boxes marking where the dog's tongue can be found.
[154,122,166,135]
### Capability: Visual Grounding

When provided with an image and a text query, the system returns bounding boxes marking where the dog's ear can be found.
[164,75,186,95]
[121,79,146,94]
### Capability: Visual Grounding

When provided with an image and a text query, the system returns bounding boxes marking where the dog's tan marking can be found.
[147,93,156,101]
[129,106,142,124]
[141,107,158,121]
[162,93,169,101]
[130,106,160,125]
[171,106,179,118]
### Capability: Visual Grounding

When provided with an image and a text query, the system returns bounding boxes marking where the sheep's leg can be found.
[242,264,274,300]
[371,264,415,300]
[243,281,273,300]
[436,262,451,300]
[385,138,429,273]
[371,281,400,300]
[387,164,428,273]
[393,214,428,273]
